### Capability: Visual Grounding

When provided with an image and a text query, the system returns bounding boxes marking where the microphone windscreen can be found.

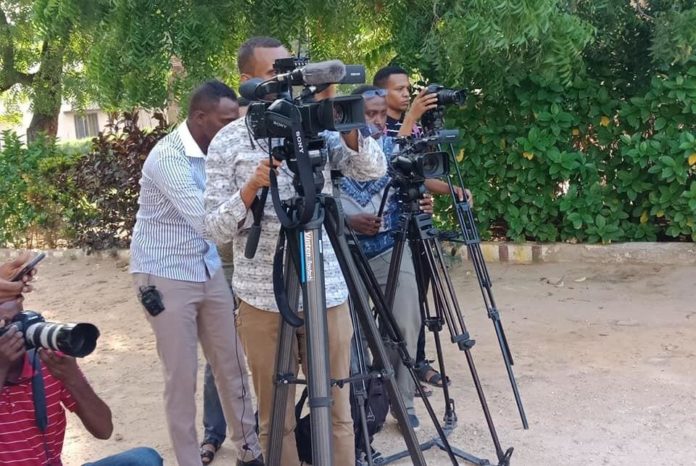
[301,60,346,85]
[239,78,264,101]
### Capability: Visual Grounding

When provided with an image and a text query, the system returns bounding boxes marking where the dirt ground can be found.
[18,254,696,466]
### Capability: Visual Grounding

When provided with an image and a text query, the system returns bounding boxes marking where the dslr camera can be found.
[0,310,100,358]
[421,83,467,132]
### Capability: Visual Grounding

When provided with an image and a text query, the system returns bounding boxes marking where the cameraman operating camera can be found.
[204,37,386,466]
[374,66,472,393]
[0,254,162,466]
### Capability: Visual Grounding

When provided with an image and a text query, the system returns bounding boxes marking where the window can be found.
[74,113,100,139]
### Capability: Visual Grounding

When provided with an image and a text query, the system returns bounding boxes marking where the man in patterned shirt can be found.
[130,81,263,466]
[204,37,386,466]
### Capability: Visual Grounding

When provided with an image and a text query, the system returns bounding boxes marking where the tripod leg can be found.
[443,147,527,428]
[411,238,456,419]
[300,214,335,466]
[267,231,302,466]
[348,300,376,466]
[322,203,429,466]
[455,199,528,429]
[421,236,513,464]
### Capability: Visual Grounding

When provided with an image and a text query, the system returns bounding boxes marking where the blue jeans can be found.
[82,447,162,466]
[203,362,227,445]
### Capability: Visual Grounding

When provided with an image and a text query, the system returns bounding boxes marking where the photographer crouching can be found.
[0,253,162,465]
[204,37,386,466]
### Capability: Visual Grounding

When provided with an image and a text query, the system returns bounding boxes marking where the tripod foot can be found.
[498,447,514,466]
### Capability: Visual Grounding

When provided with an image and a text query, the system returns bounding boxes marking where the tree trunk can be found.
[26,40,64,142]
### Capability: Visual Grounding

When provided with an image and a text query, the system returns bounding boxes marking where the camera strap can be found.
[29,349,48,433]
[269,109,317,229]
[244,187,269,259]
[272,227,304,328]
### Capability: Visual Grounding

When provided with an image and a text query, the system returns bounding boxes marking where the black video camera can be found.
[421,84,467,133]
[391,130,460,182]
[242,58,366,140]
[0,311,100,358]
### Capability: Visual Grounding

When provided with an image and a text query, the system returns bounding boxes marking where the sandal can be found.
[415,383,433,398]
[200,440,221,465]
[417,362,450,388]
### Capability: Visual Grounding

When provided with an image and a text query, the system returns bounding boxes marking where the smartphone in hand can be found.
[10,252,46,282]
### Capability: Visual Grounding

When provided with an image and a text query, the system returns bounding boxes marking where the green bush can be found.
[68,112,171,250]
[0,131,85,247]
[432,63,696,243]
[0,112,170,250]
[401,1,696,243]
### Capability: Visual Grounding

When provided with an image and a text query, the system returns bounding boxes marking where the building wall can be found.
[3,102,161,143]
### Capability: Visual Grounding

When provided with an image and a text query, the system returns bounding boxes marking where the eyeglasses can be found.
[361,89,387,98]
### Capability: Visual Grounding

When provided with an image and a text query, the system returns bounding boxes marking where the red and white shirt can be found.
[0,354,77,465]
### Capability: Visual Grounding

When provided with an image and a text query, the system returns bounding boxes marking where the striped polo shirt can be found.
[0,354,77,465]
[130,122,221,281]
[386,115,403,138]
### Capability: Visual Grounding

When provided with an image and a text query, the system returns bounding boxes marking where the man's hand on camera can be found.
[39,349,82,387]
[419,193,434,214]
[347,213,382,236]
[399,89,439,136]
[409,89,440,120]
[0,324,25,370]
[249,158,282,190]
[241,158,282,208]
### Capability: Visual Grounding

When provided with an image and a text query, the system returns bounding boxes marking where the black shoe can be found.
[236,455,264,466]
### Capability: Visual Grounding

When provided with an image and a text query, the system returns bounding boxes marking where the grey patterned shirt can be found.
[204,118,386,312]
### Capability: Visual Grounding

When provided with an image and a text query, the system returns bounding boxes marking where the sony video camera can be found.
[241,57,366,140]
[0,310,100,358]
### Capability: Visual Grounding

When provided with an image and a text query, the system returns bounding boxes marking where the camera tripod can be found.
[265,190,431,466]
[377,178,514,466]
[427,123,528,429]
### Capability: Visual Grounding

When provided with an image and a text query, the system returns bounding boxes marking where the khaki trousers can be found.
[237,300,355,466]
[133,271,261,466]
[368,245,420,412]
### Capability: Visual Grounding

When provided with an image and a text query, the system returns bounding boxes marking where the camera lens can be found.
[422,155,439,174]
[420,152,449,178]
[438,89,466,106]
[333,103,347,125]
[24,321,100,358]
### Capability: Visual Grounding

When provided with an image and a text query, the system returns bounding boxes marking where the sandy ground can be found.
[17,255,696,466]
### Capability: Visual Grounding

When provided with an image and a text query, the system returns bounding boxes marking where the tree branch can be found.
[0,5,35,91]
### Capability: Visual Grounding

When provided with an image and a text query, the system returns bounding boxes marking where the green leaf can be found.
[596,215,606,229]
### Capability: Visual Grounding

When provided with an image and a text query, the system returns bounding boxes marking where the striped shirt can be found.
[130,122,221,281]
[204,119,387,312]
[0,354,77,466]
[386,115,421,139]
[386,115,403,138]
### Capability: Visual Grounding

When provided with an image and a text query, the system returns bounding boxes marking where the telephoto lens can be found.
[0,311,100,358]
